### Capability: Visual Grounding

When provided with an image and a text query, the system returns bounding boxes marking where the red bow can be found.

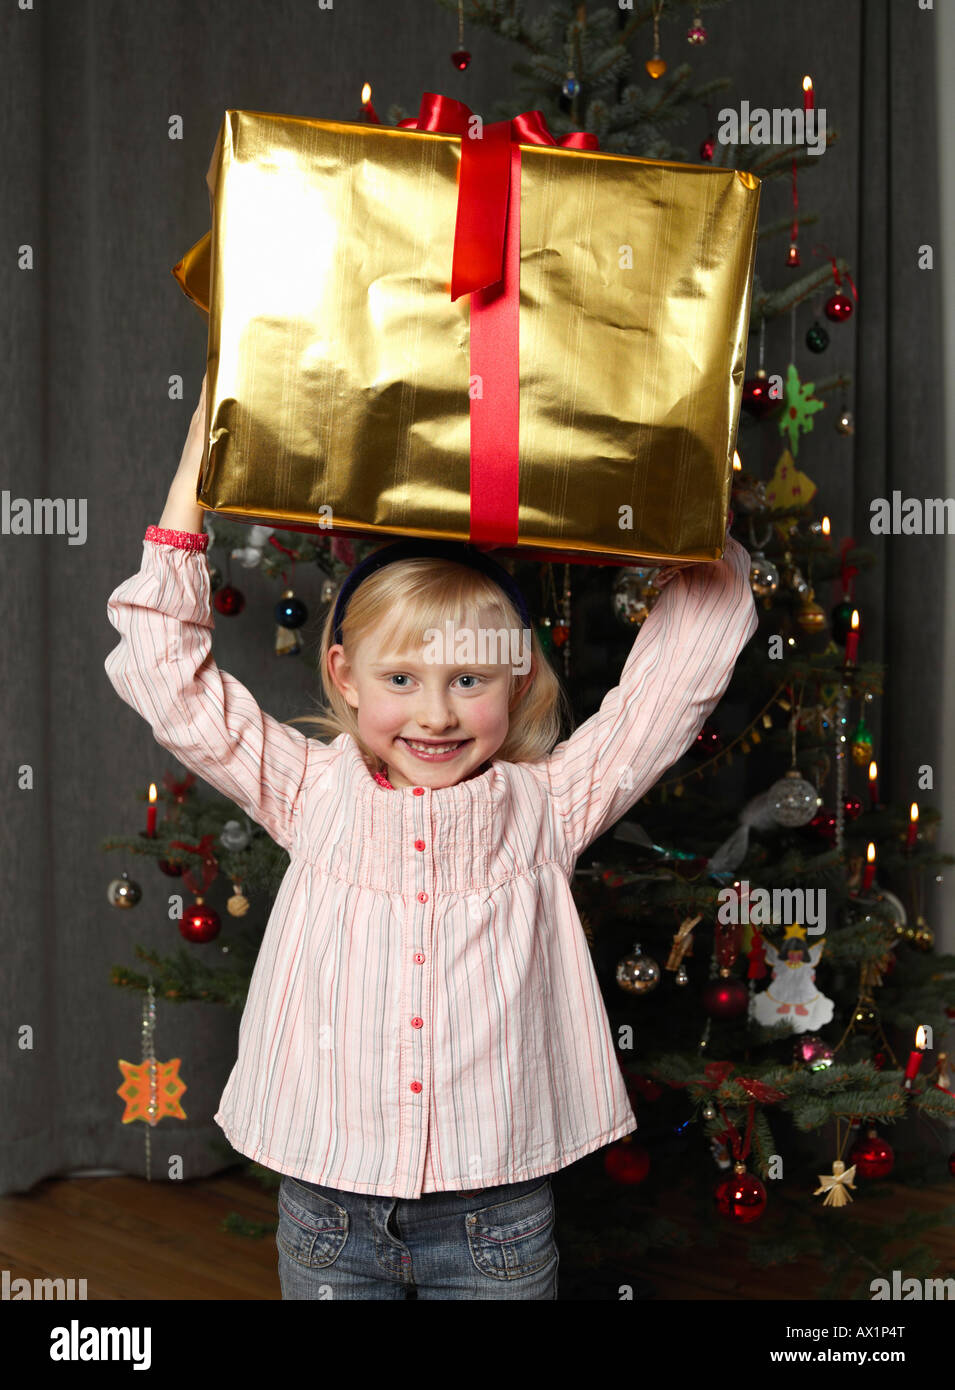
[398,92,598,299]
[168,833,219,897]
[396,94,599,548]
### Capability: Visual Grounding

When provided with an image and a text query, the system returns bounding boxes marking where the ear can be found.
[327,644,360,709]
[509,663,535,710]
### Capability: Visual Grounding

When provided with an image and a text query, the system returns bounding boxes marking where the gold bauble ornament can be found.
[227,886,250,917]
[912,914,934,951]
[796,588,828,633]
[852,997,880,1032]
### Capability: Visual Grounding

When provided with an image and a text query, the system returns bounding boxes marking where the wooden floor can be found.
[2,1167,953,1301]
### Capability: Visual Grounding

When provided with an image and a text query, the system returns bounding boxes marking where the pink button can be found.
[414,953,425,964]
[413,787,425,795]
[414,839,425,850]
[410,1081,422,1093]
[411,1017,423,1028]
[417,891,428,903]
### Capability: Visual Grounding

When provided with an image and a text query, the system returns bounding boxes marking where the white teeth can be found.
[403,740,463,753]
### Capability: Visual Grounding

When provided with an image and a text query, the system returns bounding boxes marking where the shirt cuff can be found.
[145,524,209,553]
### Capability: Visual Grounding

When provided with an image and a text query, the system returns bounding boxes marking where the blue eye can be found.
[385,674,483,689]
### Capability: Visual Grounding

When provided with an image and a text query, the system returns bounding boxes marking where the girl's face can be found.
[328,613,532,789]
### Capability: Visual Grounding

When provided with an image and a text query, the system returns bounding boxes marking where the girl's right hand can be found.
[158,373,209,534]
[174,371,208,486]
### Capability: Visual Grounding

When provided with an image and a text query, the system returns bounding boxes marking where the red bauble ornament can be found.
[699,135,715,162]
[604,1137,650,1185]
[213,584,245,616]
[948,1151,955,1177]
[627,1073,663,1103]
[715,1164,767,1222]
[451,49,471,70]
[825,292,854,323]
[849,1127,894,1179]
[810,809,837,842]
[844,797,863,821]
[179,900,221,943]
[741,371,777,419]
[692,717,722,756]
[551,623,570,648]
[702,974,748,1019]
[157,858,184,876]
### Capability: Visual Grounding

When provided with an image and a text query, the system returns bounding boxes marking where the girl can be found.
[105,375,759,1300]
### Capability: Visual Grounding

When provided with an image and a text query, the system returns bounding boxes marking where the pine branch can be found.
[750,260,853,324]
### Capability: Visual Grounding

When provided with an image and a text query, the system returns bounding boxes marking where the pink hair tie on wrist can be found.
[145,524,209,553]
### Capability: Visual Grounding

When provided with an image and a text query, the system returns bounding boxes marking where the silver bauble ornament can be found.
[612,569,658,628]
[232,545,265,569]
[749,551,779,598]
[768,769,822,827]
[220,819,251,852]
[787,565,810,598]
[874,887,906,937]
[107,871,142,908]
[734,481,767,514]
[616,943,662,995]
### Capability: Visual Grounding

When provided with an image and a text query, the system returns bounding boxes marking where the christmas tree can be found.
[103,0,955,1294]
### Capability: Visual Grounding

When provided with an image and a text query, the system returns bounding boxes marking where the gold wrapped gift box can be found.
[174,106,760,567]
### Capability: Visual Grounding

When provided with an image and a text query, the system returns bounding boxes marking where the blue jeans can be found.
[276,1173,559,1300]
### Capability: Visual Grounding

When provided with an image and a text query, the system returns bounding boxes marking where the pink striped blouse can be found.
[105,525,758,1199]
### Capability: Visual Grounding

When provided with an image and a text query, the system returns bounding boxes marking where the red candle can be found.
[146,783,158,837]
[802,76,815,111]
[905,802,919,850]
[904,1026,928,1089]
[360,82,380,124]
[868,760,879,810]
[861,842,876,893]
[844,609,860,665]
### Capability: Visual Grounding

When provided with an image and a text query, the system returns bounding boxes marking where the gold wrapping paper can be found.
[174,109,760,566]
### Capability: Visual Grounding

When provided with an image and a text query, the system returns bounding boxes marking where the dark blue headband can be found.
[332,538,532,648]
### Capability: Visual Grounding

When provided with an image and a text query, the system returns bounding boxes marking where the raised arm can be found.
[104,376,324,853]
[543,529,759,862]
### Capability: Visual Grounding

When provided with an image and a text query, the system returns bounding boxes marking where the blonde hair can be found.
[287,553,575,773]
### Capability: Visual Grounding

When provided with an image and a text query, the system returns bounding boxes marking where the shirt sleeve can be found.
[104,532,322,854]
[543,530,759,862]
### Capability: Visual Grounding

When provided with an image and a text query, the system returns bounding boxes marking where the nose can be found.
[412,685,460,734]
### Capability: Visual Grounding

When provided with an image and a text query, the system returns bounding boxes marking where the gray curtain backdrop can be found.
[0,0,946,1196]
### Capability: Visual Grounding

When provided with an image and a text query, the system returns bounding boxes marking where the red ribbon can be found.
[669,1060,734,1091]
[747,928,768,980]
[397,93,598,548]
[838,536,859,598]
[162,770,195,802]
[813,243,858,302]
[168,833,219,898]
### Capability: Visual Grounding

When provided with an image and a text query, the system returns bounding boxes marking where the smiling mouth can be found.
[397,737,472,758]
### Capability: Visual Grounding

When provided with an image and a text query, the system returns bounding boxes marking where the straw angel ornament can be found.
[813,1159,857,1207]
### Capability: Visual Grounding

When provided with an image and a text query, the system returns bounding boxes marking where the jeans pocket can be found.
[276,1176,350,1270]
[466,1181,557,1281]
